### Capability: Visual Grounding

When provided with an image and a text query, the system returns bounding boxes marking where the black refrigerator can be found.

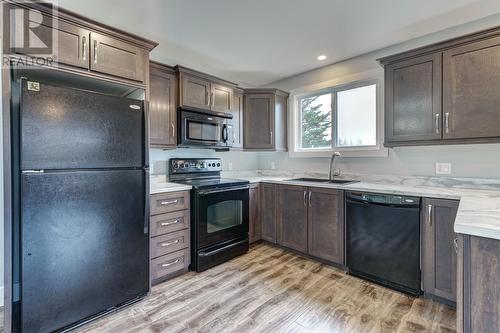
[15,79,149,332]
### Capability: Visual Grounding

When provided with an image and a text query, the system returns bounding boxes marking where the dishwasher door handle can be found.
[346,198,420,209]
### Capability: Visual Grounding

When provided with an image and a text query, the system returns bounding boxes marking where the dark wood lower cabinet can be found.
[308,188,344,265]
[422,198,459,303]
[458,234,500,333]
[260,183,277,243]
[277,185,308,253]
[249,184,261,244]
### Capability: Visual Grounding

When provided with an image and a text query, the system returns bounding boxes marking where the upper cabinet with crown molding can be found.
[380,26,500,147]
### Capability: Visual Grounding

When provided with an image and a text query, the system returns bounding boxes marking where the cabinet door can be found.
[249,184,261,244]
[308,188,344,265]
[244,94,275,149]
[277,185,308,253]
[260,183,277,243]
[13,10,90,69]
[385,53,442,143]
[149,65,177,148]
[180,74,211,110]
[90,32,146,82]
[211,83,233,112]
[422,198,459,302]
[443,36,500,140]
[230,91,244,149]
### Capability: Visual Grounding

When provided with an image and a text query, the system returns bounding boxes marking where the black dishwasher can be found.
[346,191,422,296]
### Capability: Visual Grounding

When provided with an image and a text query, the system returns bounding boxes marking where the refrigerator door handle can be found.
[144,170,150,234]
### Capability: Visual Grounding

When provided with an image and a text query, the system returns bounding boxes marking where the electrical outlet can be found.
[228,162,233,171]
[435,162,452,175]
[271,162,276,170]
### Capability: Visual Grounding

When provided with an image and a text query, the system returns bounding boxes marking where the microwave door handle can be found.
[222,124,228,143]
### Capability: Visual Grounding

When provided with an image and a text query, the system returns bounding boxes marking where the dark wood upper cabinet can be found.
[277,185,308,253]
[380,27,500,146]
[244,89,288,151]
[422,198,459,303]
[90,32,147,82]
[443,36,500,140]
[180,74,211,109]
[177,67,236,113]
[249,184,261,244]
[260,183,277,243]
[149,62,177,148]
[385,54,442,144]
[229,89,244,149]
[308,188,344,265]
[211,83,233,113]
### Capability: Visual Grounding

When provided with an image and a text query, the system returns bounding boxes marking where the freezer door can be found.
[21,170,149,333]
[20,80,145,170]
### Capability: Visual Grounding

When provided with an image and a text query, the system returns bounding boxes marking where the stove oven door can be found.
[196,185,249,248]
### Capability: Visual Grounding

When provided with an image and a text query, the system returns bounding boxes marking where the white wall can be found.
[261,13,500,179]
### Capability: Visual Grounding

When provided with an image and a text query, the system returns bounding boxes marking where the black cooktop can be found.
[172,178,249,190]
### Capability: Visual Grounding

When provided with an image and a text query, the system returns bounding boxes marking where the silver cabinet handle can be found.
[453,238,459,254]
[303,191,307,207]
[160,219,180,227]
[82,36,87,61]
[161,259,180,268]
[308,192,312,207]
[160,199,179,206]
[171,122,175,137]
[270,131,273,144]
[161,239,180,247]
[435,113,440,134]
[445,112,450,134]
[93,40,98,64]
[428,204,433,226]
[206,91,210,106]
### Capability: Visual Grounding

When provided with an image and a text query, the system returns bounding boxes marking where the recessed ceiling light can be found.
[317,55,327,61]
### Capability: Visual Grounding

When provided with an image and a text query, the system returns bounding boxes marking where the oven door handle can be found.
[198,239,248,257]
[197,185,249,196]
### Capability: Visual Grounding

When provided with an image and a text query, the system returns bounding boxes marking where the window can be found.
[297,82,377,150]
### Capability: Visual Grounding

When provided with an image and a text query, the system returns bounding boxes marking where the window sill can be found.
[288,147,389,158]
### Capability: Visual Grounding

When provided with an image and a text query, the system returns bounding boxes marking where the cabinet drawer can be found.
[151,230,189,259]
[151,248,189,281]
[151,210,189,237]
[150,191,189,215]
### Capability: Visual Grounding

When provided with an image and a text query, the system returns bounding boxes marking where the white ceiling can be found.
[58,0,500,87]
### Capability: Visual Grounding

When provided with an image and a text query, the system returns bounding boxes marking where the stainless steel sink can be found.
[288,178,358,185]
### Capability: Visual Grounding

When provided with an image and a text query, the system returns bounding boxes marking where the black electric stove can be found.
[169,158,249,272]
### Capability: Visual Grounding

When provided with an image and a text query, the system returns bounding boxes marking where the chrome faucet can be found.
[329,152,341,181]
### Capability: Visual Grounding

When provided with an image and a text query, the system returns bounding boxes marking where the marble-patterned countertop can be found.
[150,171,500,241]
[224,171,500,241]
[150,175,192,194]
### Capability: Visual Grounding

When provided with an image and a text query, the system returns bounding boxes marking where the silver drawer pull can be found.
[160,199,179,206]
[161,259,180,268]
[161,239,180,247]
[160,219,181,227]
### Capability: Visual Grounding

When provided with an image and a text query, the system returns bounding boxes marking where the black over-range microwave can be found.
[178,107,234,148]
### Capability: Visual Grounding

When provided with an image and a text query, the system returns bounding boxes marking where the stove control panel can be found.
[170,158,222,174]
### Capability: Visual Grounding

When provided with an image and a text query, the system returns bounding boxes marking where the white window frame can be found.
[288,69,388,158]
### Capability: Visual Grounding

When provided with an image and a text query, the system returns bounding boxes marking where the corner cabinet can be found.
[149,62,177,148]
[229,88,244,149]
[422,198,459,303]
[380,26,500,146]
[177,66,235,113]
[244,89,288,151]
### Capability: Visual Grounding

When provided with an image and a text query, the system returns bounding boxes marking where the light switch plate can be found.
[435,162,452,175]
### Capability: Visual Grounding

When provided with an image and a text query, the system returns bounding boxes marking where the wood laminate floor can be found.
[76,244,456,333]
